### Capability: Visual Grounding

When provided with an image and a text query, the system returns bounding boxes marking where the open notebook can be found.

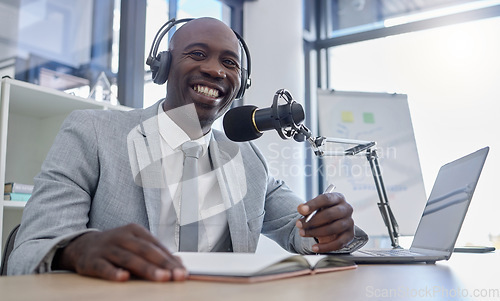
[175,252,356,283]
[336,147,489,264]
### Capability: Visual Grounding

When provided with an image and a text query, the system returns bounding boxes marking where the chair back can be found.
[1,224,21,275]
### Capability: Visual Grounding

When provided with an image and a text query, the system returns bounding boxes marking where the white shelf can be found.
[4,78,129,118]
[2,201,26,209]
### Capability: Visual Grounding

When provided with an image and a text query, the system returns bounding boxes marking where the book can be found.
[175,252,356,283]
[4,182,34,194]
[4,192,31,202]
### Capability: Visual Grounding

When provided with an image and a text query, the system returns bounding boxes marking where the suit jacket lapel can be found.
[210,132,250,252]
[127,100,164,236]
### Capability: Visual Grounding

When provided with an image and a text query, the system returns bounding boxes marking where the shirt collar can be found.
[157,101,211,155]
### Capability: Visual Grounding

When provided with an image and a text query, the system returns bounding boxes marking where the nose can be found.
[200,57,226,79]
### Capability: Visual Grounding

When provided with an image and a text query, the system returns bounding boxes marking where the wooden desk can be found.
[1,253,498,301]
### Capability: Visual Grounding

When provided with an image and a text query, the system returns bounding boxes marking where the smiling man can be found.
[164,19,241,136]
[8,18,360,282]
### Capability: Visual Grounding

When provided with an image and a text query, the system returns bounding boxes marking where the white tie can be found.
[179,141,203,251]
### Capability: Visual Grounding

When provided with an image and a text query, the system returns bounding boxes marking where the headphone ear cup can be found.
[152,51,171,85]
[236,68,248,99]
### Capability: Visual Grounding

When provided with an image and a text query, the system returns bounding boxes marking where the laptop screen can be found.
[411,147,489,252]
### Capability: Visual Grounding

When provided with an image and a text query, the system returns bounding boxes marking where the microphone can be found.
[223,89,305,142]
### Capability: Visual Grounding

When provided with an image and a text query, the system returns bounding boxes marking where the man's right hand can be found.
[52,224,187,282]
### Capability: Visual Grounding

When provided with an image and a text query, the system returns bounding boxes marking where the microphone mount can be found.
[277,90,401,248]
[271,89,307,141]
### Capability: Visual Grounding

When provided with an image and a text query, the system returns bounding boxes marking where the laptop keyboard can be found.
[328,236,368,254]
[358,248,424,257]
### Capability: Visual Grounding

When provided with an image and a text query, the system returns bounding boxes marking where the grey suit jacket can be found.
[8,101,315,275]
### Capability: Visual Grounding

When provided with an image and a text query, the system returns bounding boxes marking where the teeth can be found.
[194,85,219,98]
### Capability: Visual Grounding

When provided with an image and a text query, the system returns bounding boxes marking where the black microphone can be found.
[223,101,305,142]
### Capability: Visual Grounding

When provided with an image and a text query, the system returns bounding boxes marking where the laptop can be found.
[337,147,489,264]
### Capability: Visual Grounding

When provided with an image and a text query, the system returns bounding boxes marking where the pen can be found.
[305,184,336,223]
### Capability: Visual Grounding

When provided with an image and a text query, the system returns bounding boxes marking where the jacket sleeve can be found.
[247,141,368,254]
[246,142,317,254]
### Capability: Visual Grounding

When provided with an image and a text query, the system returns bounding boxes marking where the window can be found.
[324,0,500,39]
[0,0,231,109]
[328,18,500,242]
[309,1,500,244]
[0,0,119,103]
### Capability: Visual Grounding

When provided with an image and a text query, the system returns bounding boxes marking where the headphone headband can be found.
[147,18,194,64]
[146,18,251,100]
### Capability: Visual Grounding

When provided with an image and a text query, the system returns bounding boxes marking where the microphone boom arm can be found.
[295,124,401,248]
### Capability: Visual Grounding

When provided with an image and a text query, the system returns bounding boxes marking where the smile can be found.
[193,85,220,98]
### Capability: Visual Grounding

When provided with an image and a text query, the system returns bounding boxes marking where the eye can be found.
[223,58,239,69]
[189,51,206,60]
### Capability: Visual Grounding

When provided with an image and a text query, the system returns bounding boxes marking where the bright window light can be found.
[384,0,500,27]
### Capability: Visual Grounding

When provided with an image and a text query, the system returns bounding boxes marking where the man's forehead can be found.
[169,18,240,52]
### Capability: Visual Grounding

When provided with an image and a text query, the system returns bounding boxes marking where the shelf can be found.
[1,78,131,185]
[2,201,26,209]
[2,78,130,118]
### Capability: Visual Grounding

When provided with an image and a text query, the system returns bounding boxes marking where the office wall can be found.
[243,0,306,254]
[243,0,306,200]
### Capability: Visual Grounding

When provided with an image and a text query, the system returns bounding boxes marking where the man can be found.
[8,18,358,281]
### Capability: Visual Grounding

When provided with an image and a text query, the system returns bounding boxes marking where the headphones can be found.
[146,18,252,100]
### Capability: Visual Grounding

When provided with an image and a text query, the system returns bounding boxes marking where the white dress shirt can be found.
[156,103,228,252]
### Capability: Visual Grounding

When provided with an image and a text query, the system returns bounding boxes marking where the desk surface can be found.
[1,253,498,301]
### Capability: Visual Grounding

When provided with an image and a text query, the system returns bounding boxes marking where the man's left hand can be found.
[296,192,354,253]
